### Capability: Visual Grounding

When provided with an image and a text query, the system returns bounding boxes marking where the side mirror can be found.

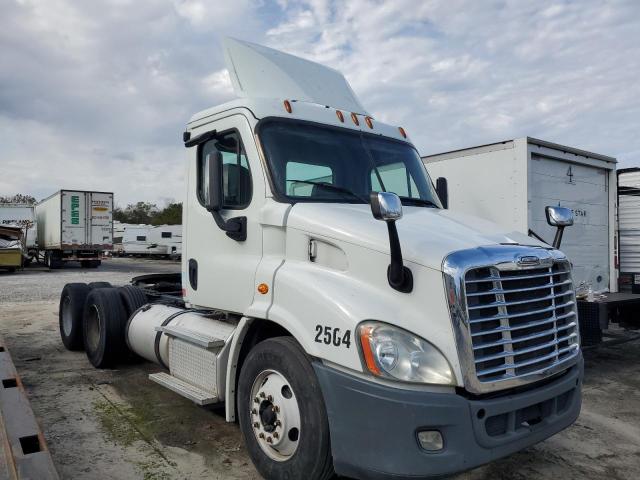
[370,192,412,293]
[206,151,223,212]
[370,191,403,221]
[545,206,574,227]
[545,206,574,249]
[436,177,448,209]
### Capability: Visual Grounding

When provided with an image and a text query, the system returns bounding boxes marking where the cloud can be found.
[0,0,639,207]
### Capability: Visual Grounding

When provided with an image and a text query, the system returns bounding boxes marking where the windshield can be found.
[258,119,442,207]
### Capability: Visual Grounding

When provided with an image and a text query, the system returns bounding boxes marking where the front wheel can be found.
[238,337,334,480]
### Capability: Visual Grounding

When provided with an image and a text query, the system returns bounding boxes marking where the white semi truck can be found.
[36,190,113,268]
[58,39,582,479]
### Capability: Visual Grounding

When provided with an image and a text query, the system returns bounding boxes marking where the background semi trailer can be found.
[36,190,113,268]
[58,39,583,480]
[618,168,640,293]
[424,137,617,293]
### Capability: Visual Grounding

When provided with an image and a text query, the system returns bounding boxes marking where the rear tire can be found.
[238,337,334,480]
[83,288,128,368]
[46,251,63,269]
[88,281,112,289]
[118,285,148,317]
[59,283,92,350]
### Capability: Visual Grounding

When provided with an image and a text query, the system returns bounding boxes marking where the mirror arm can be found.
[552,226,565,250]
[208,210,247,242]
[386,221,413,293]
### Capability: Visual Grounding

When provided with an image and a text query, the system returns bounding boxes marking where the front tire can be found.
[238,337,333,480]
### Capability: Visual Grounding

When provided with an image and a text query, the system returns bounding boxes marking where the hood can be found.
[287,203,550,271]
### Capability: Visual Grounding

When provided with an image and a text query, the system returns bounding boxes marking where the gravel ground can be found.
[0,258,639,479]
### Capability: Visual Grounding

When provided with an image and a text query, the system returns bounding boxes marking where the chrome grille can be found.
[464,261,579,383]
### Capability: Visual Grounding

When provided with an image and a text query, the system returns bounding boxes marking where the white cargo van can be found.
[58,39,583,479]
[36,190,113,268]
[424,138,617,293]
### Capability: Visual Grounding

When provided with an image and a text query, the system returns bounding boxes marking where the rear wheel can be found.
[46,251,63,269]
[238,337,333,480]
[83,288,128,368]
[118,285,148,317]
[88,281,112,289]
[59,283,92,350]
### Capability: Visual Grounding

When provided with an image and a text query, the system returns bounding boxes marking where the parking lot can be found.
[0,258,639,479]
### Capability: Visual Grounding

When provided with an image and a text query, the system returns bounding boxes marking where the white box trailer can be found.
[618,168,640,293]
[424,137,617,292]
[36,190,113,268]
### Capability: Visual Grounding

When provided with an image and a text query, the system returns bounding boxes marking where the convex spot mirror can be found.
[370,191,403,221]
[545,206,574,227]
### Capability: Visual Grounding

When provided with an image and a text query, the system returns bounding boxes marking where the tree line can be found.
[114,202,182,225]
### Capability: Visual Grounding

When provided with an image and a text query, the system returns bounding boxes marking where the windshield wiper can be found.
[398,196,439,208]
[288,180,369,203]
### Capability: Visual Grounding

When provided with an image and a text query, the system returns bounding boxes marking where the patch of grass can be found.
[92,399,141,447]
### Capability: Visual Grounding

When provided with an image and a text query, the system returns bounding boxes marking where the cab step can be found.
[155,324,225,349]
[148,372,218,405]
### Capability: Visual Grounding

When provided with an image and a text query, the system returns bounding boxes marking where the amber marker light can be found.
[283,100,292,113]
[399,127,407,138]
[359,325,381,375]
[257,283,269,294]
[336,110,344,122]
[351,112,359,126]
[365,116,374,129]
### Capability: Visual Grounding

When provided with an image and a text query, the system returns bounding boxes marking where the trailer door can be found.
[61,191,87,246]
[529,155,610,291]
[89,192,113,247]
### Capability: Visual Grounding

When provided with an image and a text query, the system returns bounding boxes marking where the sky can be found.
[1,0,639,206]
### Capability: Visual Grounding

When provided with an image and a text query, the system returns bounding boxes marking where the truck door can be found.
[61,191,87,247]
[89,192,113,247]
[185,114,264,313]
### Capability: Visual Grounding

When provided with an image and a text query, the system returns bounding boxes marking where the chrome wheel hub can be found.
[249,369,300,461]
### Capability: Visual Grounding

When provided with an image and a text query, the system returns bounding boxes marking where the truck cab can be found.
[62,38,583,479]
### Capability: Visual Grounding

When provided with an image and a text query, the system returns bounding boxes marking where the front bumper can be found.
[314,355,583,479]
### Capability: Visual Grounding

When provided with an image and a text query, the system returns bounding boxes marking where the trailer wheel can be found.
[46,251,63,269]
[238,337,334,480]
[59,283,92,350]
[88,282,112,289]
[83,288,128,368]
[118,285,148,317]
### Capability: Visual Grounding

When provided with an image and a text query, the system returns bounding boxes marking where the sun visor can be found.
[223,37,368,115]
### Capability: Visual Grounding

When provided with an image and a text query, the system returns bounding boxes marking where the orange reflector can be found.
[336,110,344,122]
[399,127,407,138]
[365,116,373,129]
[359,326,380,375]
[257,283,269,294]
[283,100,292,113]
[351,112,359,126]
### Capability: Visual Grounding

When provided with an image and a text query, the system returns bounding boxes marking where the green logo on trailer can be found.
[71,195,80,225]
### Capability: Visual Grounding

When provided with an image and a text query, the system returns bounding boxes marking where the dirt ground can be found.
[1,258,639,479]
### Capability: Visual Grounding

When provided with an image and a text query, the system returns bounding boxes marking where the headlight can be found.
[358,321,455,385]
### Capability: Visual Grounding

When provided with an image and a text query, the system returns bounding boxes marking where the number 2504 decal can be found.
[314,325,352,348]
